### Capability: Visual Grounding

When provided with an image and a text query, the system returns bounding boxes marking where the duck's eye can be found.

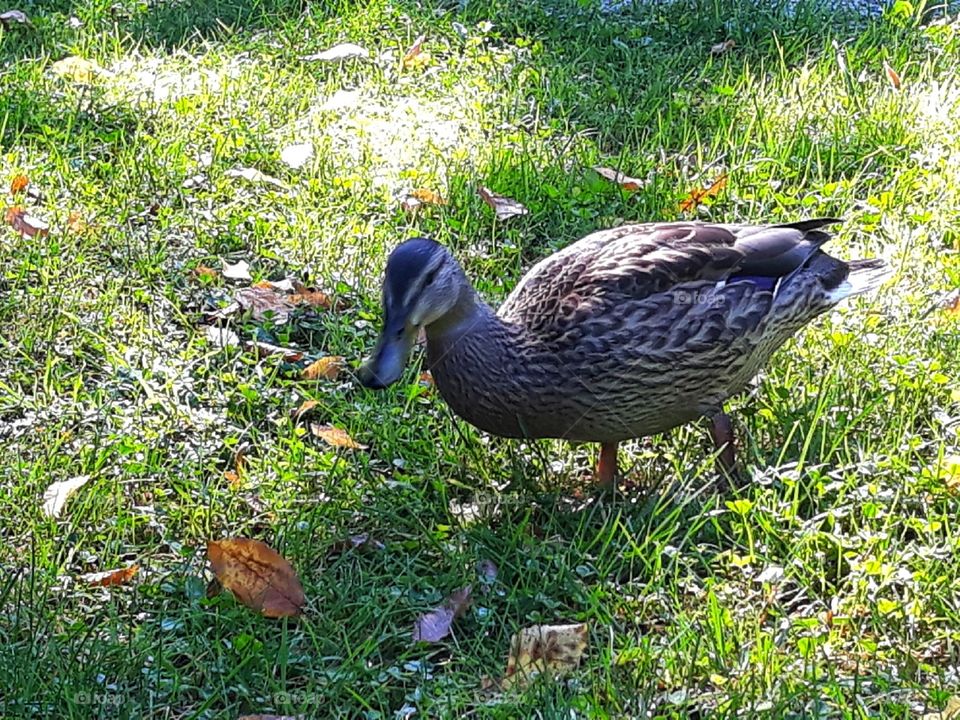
[422,266,439,287]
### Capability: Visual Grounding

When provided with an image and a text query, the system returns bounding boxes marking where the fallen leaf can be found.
[222,259,252,281]
[402,187,446,212]
[0,9,29,26]
[42,475,91,518]
[418,371,434,388]
[678,173,728,213]
[51,56,105,83]
[290,281,337,310]
[883,60,901,90]
[412,584,473,643]
[80,564,139,587]
[5,206,49,237]
[502,623,589,688]
[710,39,736,56]
[205,325,240,348]
[300,43,369,62]
[207,538,306,618]
[310,424,367,449]
[66,211,87,234]
[9,174,29,194]
[280,142,314,169]
[292,399,319,420]
[235,286,294,323]
[921,696,960,720]
[225,167,287,190]
[592,166,645,191]
[402,34,426,68]
[224,470,242,486]
[478,186,529,221]
[244,339,303,361]
[946,290,960,316]
[192,264,219,282]
[302,356,345,381]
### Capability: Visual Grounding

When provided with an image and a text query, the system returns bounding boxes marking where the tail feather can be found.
[826,259,892,303]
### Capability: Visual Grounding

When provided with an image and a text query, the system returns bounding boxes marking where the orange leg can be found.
[597,441,619,490]
[709,412,737,478]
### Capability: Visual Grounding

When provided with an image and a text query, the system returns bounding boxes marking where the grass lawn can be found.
[2,0,960,717]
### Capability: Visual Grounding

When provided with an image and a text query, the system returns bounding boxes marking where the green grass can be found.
[2,0,960,717]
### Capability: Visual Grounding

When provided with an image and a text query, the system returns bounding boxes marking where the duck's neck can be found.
[423,286,528,437]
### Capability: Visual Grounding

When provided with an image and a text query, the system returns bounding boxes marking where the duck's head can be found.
[358,238,463,389]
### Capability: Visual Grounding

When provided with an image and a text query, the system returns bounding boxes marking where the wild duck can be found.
[358,219,888,488]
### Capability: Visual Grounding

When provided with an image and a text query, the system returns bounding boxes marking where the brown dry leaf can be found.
[224,470,243,487]
[710,39,736,56]
[402,33,426,68]
[5,206,49,237]
[292,399,319,420]
[66,211,87,234]
[883,60,902,90]
[192,264,219,282]
[302,356,345,381]
[678,173,728,213]
[418,371,435,388]
[920,696,960,720]
[412,584,473,643]
[207,538,306,618]
[42,475,91,518]
[479,186,529,221]
[310,424,367,449]
[0,10,30,26]
[10,174,29,194]
[502,623,589,688]
[402,187,446,212]
[236,286,294,323]
[592,166,645,191]
[80,564,139,587]
[289,280,338,310]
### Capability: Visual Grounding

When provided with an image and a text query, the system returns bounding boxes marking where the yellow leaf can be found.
[502,623,588,688]
[207,538,305,618]
[310,424,367,449]
[302,356,345,381]
[678,173,728,213]
[10,174,29,194]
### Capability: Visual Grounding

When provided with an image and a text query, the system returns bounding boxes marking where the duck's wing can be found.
[498,219,842,336]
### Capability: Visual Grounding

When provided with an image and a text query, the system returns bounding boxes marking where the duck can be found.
[358,219,888,488]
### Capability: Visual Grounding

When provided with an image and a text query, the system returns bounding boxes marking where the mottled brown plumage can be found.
[359,219,888,486]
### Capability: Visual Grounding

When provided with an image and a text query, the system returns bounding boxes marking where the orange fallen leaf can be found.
[412,584,473,643]
[80,564,139,587]
[883,60,901,90]
[310,424,367,449]
[207,538,305,618]
[224,470,242,486]
[678,173,728,213]
[290,280,340,310]
[402,33,426,68]
[502,622,589,688]
[418,371,434,387]
[592,166,645,191]
[710,39,736,56]
[402,187,447,212]
[5,206,49,237]
[302,356,345,381]
[293,399,319,420]
[192,264,219,281]
[66,211,87,234]
[10,174,29,194]
[479,186,529,220]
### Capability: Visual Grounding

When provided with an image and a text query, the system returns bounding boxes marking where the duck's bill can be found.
[358,317,416,389]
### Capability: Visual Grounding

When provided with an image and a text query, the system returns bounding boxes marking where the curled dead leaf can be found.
[678,173,728,213]
[402,34,426,68]
[412,584,472,643]
[478,186,529,221]
[302,356,345,381]
[80,564,139,587]
[502,622,589,688]
[207,538,305,618]
[5,206,49,237]
[592,166,645,191]
[292,399,319,420]
[883,60,902,90]
[235,286,294,323]
[310,424,367,449]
